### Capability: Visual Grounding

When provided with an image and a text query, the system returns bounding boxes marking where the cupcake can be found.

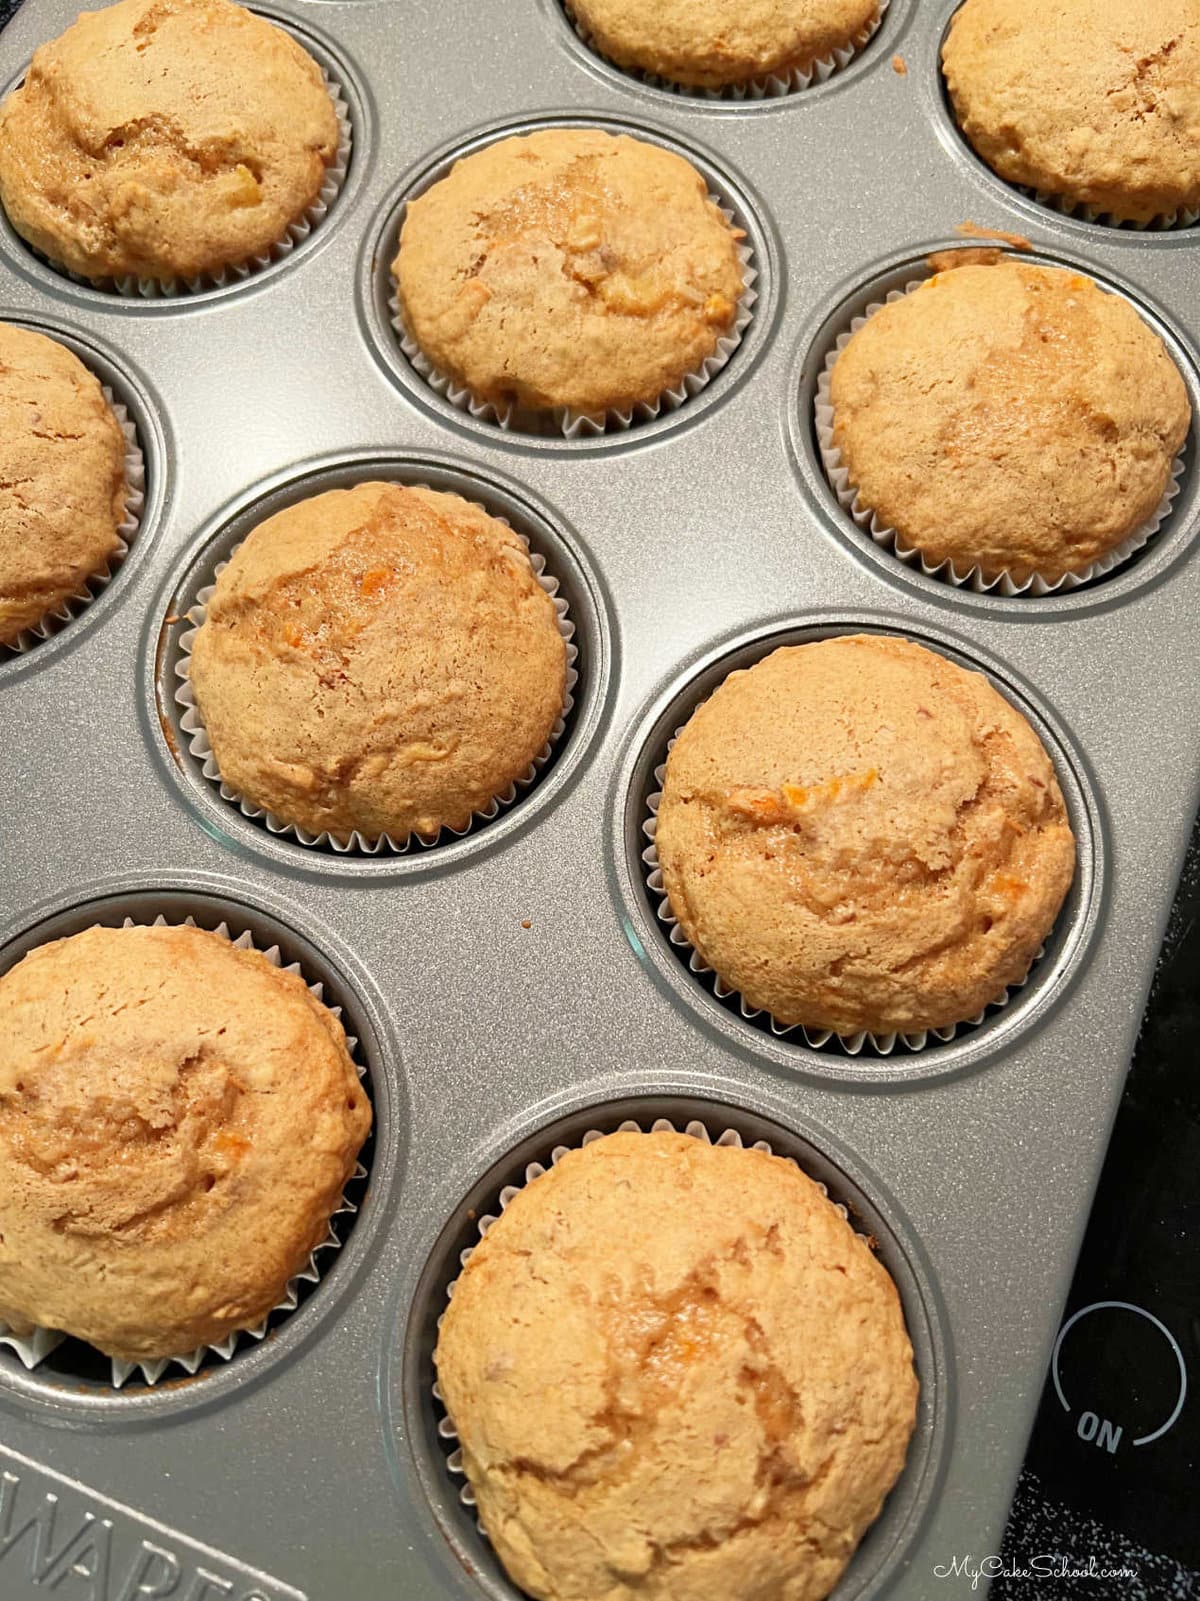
[826,261,1190,585]
[392,128,745,420]
[187,481,569,843]
[942,0,1200,224]
[568,0,881,90]
[0,924,371,1364]
[0,322,129,647]
[0,0,340,284]
[654,635,1076,1038]
[436,1129,918,1601]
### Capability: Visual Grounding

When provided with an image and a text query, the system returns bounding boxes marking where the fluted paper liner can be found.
[563,0,889,101]
[1,387,146,657]
[172,495,578,853]
[1020,186,1199,234]
[0,913,368,1388]
[388,191,757,437]
[430,1115,863,1519]
[23,59,352,299]
[815,276,1187,597]
[641,728,1039,1056]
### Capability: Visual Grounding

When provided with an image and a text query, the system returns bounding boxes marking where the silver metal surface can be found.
[1,0,1198,1595]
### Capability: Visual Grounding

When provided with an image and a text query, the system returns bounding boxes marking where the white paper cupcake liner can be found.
[563,0,888,101]
[1023,186,1200,233]
[1,386,146,657]
[815,276,1187,597]
[641,731,1038,1056]
[388,196,757,437]
[0,913,368,1388]
[172,497,579,853]
[431,1114,866,1518]
[24,61,351,298]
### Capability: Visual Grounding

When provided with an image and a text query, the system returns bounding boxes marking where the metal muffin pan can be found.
[0,0,1197,1595]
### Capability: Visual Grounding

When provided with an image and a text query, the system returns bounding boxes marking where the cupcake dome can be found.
[0,323,128,647]
[828,261,1190,585]
[942,0,1200,224]
[569,0,881,89]
[0,0,340,283]
[655,635,1077,1038]
[188,482,568,842]
[436,1129,918,1601]
[0,925,370,1363]
[392,129,745,419]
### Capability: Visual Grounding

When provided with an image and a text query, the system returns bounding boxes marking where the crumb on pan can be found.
[956,220,1034,249]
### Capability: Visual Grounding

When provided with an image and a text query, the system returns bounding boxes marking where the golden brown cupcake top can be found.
[655,635,1076,1037]
[0,322,127,647]
[0,924,370,1363]
[0,0,340,283]
[188,481,568,842]
[393,129,745,418]
[829,261,1190,584]
[570,0,879,89]
[943,0,1200,223]
[437,1130,918,1601]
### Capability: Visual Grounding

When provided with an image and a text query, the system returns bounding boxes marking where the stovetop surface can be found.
[996,814,1200,1599]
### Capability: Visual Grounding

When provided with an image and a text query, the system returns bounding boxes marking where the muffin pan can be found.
[1,0,1197,1595]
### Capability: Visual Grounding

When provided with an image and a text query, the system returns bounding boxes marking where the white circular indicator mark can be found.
[1052,1299,1188,1448]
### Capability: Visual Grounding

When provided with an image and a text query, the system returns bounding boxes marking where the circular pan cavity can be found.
[611,613,1104,1086]
[0,6,368,309]
[931,1,1200,242]
[393,1090,949,1601]
[544,0,901,109]
[357,110,778,453]
[789,241,1200,618]
[0,309,168,683]
[144,449,613,879]
[0,876,401,1424]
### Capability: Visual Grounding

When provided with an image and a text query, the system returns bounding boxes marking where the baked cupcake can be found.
[0,322,129,647]
[568,0,881,90]
[437,1128,918,1601]
[188,481,569,842]
[0,924,370,1364]
[392,128,746,420]
[827,261,1190,585]
[0,0,341,284]
[654,635,1076,1038]
[942,0,1200,224]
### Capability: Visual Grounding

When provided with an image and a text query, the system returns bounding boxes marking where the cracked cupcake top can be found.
[0,0,340,283]
[188,481,569,842]
[436,1129,918,1601]
[392,128,745,418]
[0,321,128,647]
[568,0,880,89]
[0,924,371,1363]
[655,635,1077,1037]
[828,261,1190,584]
[942,0,1200,223]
